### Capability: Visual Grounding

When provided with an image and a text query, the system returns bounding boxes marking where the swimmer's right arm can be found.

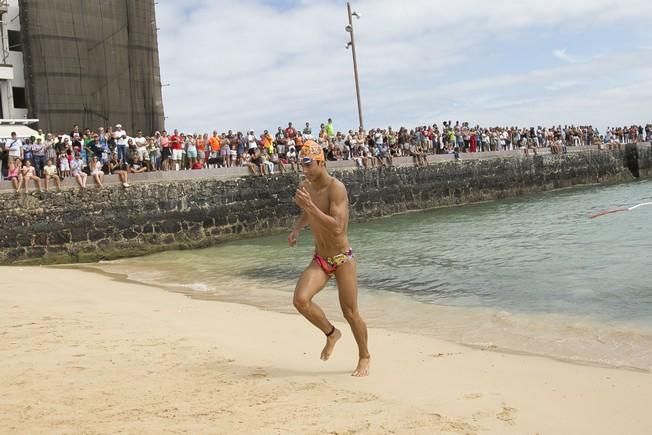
[289,180,314,245]
[291,181,311,229]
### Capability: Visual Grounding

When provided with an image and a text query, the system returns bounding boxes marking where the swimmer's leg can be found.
[293,261,341,361]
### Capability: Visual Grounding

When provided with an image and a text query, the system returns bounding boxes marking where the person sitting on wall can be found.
[43,159,62,193]
[372,143,386,167]
[416,143,428,165]
[608,138,622,151]
[261,148,275,175]
[20,159,42,193]
[108,152,130,188]
[89,155,105,189]
[246,146,265,176]
[207,148,222,168]
[128,154,148,174]
[5,158,23,193]
[270,150,286,174]
[70,153,87,190]
[362,144,375,169]
[410,143,425,167]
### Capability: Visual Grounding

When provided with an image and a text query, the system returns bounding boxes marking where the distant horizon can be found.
[155,0,652,135]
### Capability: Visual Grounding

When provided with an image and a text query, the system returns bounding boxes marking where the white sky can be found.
[156,0,652,133]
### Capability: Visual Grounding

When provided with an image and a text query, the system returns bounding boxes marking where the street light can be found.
[345,2,364,132]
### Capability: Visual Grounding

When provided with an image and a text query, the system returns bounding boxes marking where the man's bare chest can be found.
[309,189,330,215]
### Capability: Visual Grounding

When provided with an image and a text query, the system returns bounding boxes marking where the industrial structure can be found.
[0,0,165,135]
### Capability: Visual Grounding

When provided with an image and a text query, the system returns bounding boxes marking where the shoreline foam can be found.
[71,261,652,374]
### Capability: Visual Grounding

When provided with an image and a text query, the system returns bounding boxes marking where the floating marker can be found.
[590,202,652,219]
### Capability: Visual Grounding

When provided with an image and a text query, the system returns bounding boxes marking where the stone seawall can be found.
[625,142,652,178]
[0,148,646,265]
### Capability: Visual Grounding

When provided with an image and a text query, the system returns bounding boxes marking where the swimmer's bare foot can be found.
[320,328,341,361]
[352,355,370,377]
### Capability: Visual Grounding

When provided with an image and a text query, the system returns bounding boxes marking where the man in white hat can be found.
[247,129,258,151]
[113,123,128,163]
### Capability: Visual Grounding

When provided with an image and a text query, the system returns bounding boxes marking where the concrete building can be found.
[0,0,27,120]
[0,0,164,135]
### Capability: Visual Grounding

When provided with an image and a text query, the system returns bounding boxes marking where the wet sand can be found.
[1,266,651,434]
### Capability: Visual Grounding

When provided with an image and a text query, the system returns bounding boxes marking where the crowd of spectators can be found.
[1,120,650,193]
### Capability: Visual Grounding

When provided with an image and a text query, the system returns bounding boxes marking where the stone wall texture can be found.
[1,147,649,265]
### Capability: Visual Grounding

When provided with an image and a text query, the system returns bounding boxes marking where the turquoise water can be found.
[91,179,652,370]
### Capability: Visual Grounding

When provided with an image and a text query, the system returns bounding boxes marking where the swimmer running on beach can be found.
[288,140,370,377]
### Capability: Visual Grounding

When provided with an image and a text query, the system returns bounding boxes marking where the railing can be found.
[0,118,40,124]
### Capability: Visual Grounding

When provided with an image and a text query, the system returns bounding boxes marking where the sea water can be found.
[90,179,652,371]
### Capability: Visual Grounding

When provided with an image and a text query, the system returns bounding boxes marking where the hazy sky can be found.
[156,0,652,133]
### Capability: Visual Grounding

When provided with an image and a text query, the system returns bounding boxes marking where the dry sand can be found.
[1,266,651,434]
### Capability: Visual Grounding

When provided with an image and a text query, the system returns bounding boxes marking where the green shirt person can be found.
[326,118,335,138]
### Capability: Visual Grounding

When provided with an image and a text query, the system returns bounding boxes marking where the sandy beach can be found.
[1,266,651,434]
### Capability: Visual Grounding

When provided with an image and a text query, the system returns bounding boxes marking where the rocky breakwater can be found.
[0,148,640,265]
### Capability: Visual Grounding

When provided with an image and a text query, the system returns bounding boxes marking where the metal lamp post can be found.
[345,2,364,132]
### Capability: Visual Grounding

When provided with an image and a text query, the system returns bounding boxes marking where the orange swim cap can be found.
[300,140,324,162]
